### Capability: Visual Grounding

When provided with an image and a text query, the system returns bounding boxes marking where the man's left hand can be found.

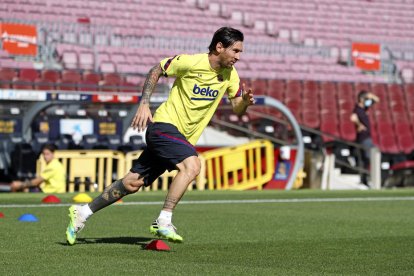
[242,83,255,106]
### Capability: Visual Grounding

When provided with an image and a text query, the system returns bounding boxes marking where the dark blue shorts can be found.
[130,122,198,186]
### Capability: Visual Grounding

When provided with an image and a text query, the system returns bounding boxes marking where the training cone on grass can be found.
[73,193,93,203]
[145,240,170,251]
[18,213,38,222]
[0,212,4,218]
[42,195,61,204]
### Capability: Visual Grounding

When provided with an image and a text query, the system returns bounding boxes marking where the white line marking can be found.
[1,196,414,208]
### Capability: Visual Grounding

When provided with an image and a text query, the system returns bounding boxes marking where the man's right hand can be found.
[131,103,153,132]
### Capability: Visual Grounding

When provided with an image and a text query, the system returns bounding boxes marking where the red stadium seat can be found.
[0,76,11,88]
[302,98,318,110]
[251,79,268,95]
[379,134,400,154]
[79,80,99,92]
[397,134,414,154]
[83,72,102,83]
[103,73,122,84]
[339,121,356,142]
[394,121,412,135]
[267,89,284,100]
[320,121,339,143]
[303,80,318,92]
[119,82,138,93]
[354,82,371,94]
[13,78,34,89]
[41,70,60,82]
[62,70,81,82]
[0,68,16,79]
[58,80,78,91]
[35,78,56,90]
[267,79,284,93]
[377,121,394,134]
[320,81,336,94]
[302,112,320,129]
[100,73,123,92]
[19,68,38,82]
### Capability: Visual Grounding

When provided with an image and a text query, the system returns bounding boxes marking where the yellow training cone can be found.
[72,193,93,203]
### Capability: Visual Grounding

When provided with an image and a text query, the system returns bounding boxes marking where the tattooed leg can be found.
[88,179,131,213]
[163,196,180,211]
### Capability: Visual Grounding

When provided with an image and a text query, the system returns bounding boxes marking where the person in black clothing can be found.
[350,90,380,185]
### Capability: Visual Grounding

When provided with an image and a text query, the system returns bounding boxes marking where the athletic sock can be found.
[158,210,172,225]
[79,204,93,220]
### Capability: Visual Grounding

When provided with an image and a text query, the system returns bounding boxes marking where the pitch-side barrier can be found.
[36,140,274,192]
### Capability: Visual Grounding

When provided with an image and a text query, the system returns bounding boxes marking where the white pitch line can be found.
[1,196,414,208]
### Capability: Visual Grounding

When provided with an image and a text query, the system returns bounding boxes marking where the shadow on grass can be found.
[57,236,154,249]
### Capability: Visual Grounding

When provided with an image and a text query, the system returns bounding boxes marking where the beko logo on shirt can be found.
[193,84,219,97]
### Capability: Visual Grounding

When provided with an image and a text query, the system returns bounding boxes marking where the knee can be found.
[122,172,145,193]
[182,157,201,179]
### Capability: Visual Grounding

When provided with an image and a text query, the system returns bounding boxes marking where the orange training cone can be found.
[145,240,170,251]
[0,212,4,218]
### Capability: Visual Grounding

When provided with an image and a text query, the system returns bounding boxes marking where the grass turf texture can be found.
[1,189,414,275]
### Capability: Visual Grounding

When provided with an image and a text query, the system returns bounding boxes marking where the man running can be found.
[66,27,255,245]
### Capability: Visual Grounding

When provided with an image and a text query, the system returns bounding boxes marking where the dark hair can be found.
[208,27,244,53]
[358,90,369,102]
[42,143,57,153]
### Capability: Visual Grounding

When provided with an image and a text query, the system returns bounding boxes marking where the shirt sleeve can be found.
[226,68,242,99]
[40,165,54,181]
[160,54,193,78]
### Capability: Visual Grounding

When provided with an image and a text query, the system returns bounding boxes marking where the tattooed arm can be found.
[131,64,163,132]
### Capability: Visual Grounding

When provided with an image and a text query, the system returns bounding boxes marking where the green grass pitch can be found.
[1,189,414,275]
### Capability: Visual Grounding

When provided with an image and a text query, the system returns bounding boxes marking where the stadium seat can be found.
[377,122,394,134]
[119,82,137,93]
[62,70,81,82]
[379,134,400,154]
[79,51,94,70]
[58,80,79,91]
[301,113,320,129]
[129,135,146,150]
[251,79,268,95]
[79,80,99,92]
[19,68,38,82]
[0,68,15,88]
[339,121,356,142]
[80,134,99,150]
[35,78,56,90]
[56,134,74,150]
[10,142,37,180]
[0,68,16,80]
[83,72,102,83]
[320,121,339,143]
[42,70,60,82]
[397,134,414,154]
[13,78,34,89]
[31,132,49,156]
[105,134,122,150]
[62,51,78,69]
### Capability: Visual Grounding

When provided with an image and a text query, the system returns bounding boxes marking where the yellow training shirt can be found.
[40,159,66,193]
[153,53,241,145]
